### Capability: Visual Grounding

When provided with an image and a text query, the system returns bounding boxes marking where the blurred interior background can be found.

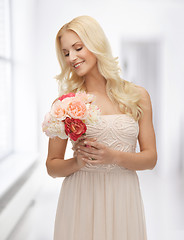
[0,0,184,239]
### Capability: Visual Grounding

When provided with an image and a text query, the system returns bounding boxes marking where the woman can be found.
[46,15,157,240]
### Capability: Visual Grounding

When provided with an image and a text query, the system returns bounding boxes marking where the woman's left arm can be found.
[113,87,157,170]
[75,87,157,171]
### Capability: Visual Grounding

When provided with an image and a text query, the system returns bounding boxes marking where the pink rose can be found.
[64,117,87,141]
[68,100,87,119]
[58,93,75,101]
[67,100,87,119]
[50,100,66,120]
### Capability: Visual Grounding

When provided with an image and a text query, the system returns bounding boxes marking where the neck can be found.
[84,68,107,94]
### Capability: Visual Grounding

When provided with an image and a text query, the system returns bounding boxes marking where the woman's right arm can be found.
[46,137,84,178]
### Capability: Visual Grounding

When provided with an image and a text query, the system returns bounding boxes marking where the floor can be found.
[7,169,184,240]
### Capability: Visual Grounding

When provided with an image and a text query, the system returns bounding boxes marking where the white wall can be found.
[37,0,184,178]
[0,1,42,238]
[12,0,38,154]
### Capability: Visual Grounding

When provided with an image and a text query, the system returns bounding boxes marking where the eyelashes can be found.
[64,47,83,57]
[76,47,82,51]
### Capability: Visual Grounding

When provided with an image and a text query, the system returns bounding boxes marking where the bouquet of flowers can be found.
[42,92,101,141]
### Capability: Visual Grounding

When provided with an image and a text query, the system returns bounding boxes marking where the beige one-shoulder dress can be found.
[54,114,147,240]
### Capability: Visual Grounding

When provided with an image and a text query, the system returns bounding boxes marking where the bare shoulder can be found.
[133,84,152,111]
[132,83,150,97]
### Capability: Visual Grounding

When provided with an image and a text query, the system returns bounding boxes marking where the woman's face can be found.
[60,30,98,77]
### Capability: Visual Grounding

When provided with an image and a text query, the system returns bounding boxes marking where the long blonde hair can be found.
[55,15,143,121]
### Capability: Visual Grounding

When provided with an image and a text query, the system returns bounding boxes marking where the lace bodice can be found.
[72,114,139,173]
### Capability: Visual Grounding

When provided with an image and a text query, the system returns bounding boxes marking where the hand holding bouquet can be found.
[42,92,101,141]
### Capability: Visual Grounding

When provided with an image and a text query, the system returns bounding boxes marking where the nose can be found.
[69,51,77,63]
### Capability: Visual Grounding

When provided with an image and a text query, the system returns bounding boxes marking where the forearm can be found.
[46,157,81,178]
[113,149,157,171]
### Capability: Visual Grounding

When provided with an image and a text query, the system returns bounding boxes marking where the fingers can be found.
[77,145,99,156]
[72,137,99,167]
[83,140,103,150]
[74,138,103,160]
[73,137,97,150]
[77,135,96,142]
[78,149,99,159]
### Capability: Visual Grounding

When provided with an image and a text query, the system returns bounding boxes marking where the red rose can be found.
[64,117,87,141]
[58,93,75,102]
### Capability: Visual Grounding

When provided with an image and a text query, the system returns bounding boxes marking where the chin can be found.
[75,70,86,77]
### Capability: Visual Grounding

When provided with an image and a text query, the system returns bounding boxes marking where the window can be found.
[0,0,13,160]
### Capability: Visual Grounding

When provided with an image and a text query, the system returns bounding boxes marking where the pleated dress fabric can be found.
[54,114,147,240]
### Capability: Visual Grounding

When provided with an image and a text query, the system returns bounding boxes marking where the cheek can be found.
[87,52,97,65]
[83,49,96,61]
[90,55,97,67]
[92,55,97,64]
[65,58,71,66]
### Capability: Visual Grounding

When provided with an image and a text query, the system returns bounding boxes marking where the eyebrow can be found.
[62,41,82,51]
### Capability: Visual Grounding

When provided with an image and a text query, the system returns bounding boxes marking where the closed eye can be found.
[76,47,83,51]
[63,46,83,57]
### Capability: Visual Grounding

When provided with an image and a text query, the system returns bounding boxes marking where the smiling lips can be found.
[73,61,85,69]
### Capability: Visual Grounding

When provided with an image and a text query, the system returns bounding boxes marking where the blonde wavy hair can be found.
[55,15,143,121]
